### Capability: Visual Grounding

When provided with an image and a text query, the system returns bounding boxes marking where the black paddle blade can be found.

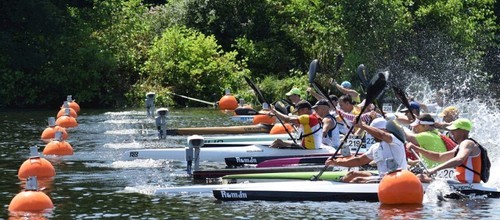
[271,100,289,115]
[392,85,415,120]
[335,54,344,72]
[357,64,369,89]
[308,59,319,84]
[364,72,388,106]
[244,76,268,105]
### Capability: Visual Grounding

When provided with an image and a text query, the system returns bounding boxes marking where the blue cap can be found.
[400,101,420,112]
[341,81,352,89]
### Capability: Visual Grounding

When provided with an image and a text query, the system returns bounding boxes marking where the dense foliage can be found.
[0,0,498,108]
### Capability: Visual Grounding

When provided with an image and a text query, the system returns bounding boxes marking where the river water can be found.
[1,106,500,219]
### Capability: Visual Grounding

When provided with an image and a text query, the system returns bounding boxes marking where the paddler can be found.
[311,99,341,149]
[325,117,408,183]
[404,113,449,168]
[284,88,305,114]
[406,118,488,183]
[269,100,322,149]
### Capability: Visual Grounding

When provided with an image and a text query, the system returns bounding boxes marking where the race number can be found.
[364,134,376,149]
[346,136,363,152]
[436,168,455,179]
[383,103,393,113]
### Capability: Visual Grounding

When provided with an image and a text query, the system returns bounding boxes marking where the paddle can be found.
[311,71,388,181]
[392,86,416,121]
[168,92,216,106]
[357,64,369,92]
[308,59,319,84]
[244,76,297,144]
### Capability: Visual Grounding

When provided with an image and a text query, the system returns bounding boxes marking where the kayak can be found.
[222,170,357,183]
[212,180,500,201]
[122,144,337,162]
[230,115,255,123]
[193,165,333,180]
[255,155,335,168]
[201,133,294,147]
[165,124,273,135]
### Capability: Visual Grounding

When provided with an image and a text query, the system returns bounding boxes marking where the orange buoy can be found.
[63,95,80,113]
[41,117,68,142]
[57,107,77,118]
[18,147,56,179]
[56,115,78,128]
[218,89,238,110]
[252,114,275,125]
[378,170,424,205]
[269,123,294,134]
[9,177,54,212]
[43,139,73,156]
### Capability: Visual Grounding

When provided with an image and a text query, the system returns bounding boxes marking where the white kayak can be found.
[201,133,294,147]
[122,144,337,162]
[154,179,500,202]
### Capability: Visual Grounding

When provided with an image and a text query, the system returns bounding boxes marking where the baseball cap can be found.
[370,117,387,129]
[341,81,352,89]
[409,113,435,127]
[286,88,301,96]
[438,106,459,117]
[446,118,472,131]
[312,99,330,108]
[400,101,420,112]
[293,100,312,113]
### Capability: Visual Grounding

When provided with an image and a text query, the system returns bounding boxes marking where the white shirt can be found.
[364,134,407,176]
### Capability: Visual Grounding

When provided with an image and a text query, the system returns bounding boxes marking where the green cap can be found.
[286,88,301,96]
[446,118,472,131]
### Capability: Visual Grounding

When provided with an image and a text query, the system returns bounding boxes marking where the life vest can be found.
[454,138,482,183]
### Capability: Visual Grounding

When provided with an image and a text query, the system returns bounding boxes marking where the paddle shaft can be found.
[244,76,297,144]
[169,92,216,106]
[312,102,371,180]
[311,82,351,129]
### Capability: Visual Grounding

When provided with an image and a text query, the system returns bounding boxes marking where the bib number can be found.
[436,169,455,179]
[365,135,376,149]
[346,136,363,152]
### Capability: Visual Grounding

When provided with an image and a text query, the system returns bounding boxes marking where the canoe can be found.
[122,144,337,162]
[255,156,334,168]
[165,124,273,135]
[212,180,500,201]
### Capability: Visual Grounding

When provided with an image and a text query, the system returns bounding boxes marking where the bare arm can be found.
[427,140,475,175]
[406,142,455,163]
[357,121,393,143]
[404,130,419,145]
[326,154,372,167]
[306,87,325,101]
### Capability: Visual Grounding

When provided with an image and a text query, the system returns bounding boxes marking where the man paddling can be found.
[406,118,487,183]
[312,99,340,149]
[269,100,322,149]
[325,117,408,183]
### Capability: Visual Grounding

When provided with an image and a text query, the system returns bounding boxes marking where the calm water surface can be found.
[1,107,500,219]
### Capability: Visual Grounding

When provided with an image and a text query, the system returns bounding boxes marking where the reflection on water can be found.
[1,107,500,219]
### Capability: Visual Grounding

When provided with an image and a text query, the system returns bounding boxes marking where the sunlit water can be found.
[1,104,499,219]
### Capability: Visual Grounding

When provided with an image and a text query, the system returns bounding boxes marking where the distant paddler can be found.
[268,100,322,149]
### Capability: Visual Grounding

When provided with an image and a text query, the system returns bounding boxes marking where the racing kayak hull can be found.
[165,124,273,135]
[122,144,336,162]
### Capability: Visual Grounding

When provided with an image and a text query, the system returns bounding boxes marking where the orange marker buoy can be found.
[57,101,78,118]
[64,95,80,113]
[252,114,275,125]
[269,123,294,134]
[218,89,238,110]
[55,110,78,128]
[9,176,54,212]
[41,117,68,142]
[43,131,73,156]
[378,170,424,204]
[18,147,56,179]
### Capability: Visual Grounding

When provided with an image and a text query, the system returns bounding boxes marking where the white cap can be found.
[370,117,387,129]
